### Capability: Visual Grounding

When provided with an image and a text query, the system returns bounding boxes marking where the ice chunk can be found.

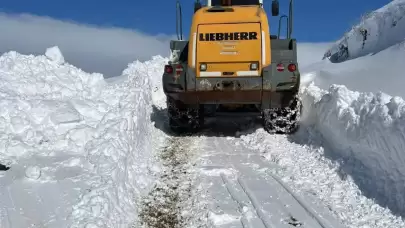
[45,46,65,64]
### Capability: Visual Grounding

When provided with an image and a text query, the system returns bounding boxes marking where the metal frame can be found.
[278,15,289,39]
[206,0,263,6]
[273,0,294,39]
[288,0,293,39]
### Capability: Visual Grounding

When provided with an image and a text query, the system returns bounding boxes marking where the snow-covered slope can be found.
[301,41,405,98]
[0,47,160,227]
[297,0,405,219]
[323,0,405,63]
[301,0,405,98]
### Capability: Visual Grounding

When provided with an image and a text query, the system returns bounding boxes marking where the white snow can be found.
[45,46,65,64]
[0,12,173,77]
[1,0,405,227]
[0,46,160,228]
[301,41,405,98]
[298,82,405,219]
[302,0,405,99]
[184,134,346,228]
[296,0,405,219]
[25,165,42,180]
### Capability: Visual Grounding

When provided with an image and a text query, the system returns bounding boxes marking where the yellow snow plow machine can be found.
[162,0,302,134]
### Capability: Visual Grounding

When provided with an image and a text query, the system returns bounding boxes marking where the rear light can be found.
[288,63,296,72]
[276,63,284,71]
[164,65,173,74]
[175,64,183,76]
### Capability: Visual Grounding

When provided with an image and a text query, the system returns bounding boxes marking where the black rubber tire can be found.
[166,96,204,134]
[262,95,302,134]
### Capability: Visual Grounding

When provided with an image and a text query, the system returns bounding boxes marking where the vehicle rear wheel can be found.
[262,95,302,134]
[166,96,204,134]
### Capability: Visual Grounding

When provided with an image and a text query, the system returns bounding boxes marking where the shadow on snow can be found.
[150,104,264,138]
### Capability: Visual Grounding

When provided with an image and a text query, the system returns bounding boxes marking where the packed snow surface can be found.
[184,134,346,228]
[136,54,405,228]
[144,74,347,227]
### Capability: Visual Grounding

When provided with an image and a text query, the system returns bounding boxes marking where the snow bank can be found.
[0,47,105,99]
[300,83,405,216]
[123,55,168,108]
[0,46,159,227]
[0,12,174,78]
[297,1,405,217]
[323,0,405,63]
[67,62,157,227]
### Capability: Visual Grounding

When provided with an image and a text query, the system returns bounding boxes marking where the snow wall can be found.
[300,83,405,216]
[300,0,405,216]
[0,47,159,227]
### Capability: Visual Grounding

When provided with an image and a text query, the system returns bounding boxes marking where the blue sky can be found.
[0,0,388,42]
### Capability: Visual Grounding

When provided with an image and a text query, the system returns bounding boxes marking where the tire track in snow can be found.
[188,134,346,228]
[138,136,196,228]
[220,173,272,228]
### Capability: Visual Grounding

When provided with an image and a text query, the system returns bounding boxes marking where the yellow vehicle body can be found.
[163,0,301,134]
[188,6,271,77]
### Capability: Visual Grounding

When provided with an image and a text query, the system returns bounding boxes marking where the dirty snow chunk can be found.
[25,166,41,180]
[45,46,65,64]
